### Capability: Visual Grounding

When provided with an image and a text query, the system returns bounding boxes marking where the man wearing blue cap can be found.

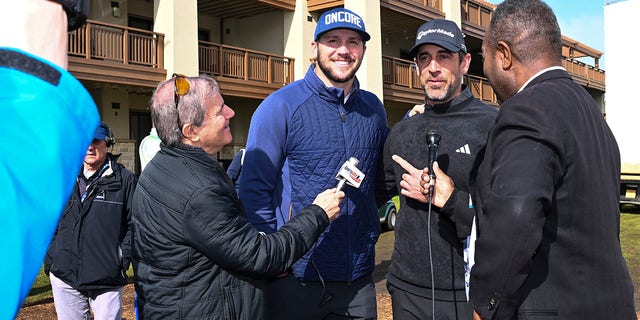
[45,122,137,319]
[378,19,496,320]
[239,7,389,320]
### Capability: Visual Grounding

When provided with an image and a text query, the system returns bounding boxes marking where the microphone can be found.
[426,131,441,201]
[335,157,365,192]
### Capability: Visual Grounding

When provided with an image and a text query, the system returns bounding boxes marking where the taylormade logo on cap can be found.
[409,19,467,57]
[314,8,371,42]
[417,28,456,41]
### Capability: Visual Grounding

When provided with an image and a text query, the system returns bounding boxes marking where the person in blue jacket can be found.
[226,148,245,194]
[239,7,389,320]
[0,1,98,319]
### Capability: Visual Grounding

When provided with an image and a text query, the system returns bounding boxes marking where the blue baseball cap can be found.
[314,8,371,42]
[94,121,111,141]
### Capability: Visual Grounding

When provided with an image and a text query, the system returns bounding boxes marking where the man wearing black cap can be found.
[45,122,137,319]
[378,19,497,319]
[240,7,388,320]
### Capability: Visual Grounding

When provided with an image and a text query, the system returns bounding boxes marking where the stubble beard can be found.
[425,73,463,104]
[317,56,360,84]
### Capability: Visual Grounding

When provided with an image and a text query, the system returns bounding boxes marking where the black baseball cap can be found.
[409,19,467,58]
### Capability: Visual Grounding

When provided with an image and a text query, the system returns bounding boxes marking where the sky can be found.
[486,0,605,69]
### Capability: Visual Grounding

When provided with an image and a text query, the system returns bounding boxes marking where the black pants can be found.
[267,273,377,320]
[387,282,473,320]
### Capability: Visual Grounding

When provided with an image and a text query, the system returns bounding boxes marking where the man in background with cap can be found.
[45,122,137,319]
[239,7,389,319]
[0,1,99,318]
[377,19,496,319]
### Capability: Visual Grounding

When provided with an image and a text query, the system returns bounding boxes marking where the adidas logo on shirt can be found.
[456,144,471,155]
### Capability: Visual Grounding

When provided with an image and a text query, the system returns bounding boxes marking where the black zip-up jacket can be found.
[132,144,331,319]
[379,86,497,300]
[45,153,136,291]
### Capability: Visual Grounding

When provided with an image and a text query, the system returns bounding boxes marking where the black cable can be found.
[310,258,333,307]
[427,200,436,320]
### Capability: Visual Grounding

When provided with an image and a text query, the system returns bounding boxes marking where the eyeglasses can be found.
[172,73,190,134]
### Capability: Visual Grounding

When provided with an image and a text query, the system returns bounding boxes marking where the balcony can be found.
[562,58,605,91]
[199,41,295,99]
[382,56,422,104]
[461,0,494,38]
[199,0,295,19]
[67,20,166,88]
[308,0,442,16]
[464,74,496,105]
[307,0,344,12]
[382,56,498,105]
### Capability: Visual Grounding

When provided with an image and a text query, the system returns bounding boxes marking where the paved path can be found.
[374,230,394,294]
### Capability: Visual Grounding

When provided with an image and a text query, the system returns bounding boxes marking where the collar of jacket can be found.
[162,143,221,169]
[303,63,361,104]
[424,84,476,115]
[522,68,571,92]
[77,154,123,192]
[79,153,119,180]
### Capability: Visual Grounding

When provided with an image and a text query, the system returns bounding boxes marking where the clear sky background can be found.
[486,0,606,69]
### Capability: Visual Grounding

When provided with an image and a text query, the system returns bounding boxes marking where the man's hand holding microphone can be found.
[312,157,365,222]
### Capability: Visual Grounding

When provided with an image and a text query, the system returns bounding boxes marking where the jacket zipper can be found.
[338,100,353,282]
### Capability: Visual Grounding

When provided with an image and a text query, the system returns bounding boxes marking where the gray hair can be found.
[150,75,220,147]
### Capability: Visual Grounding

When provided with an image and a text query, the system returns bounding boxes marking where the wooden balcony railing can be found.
[562,58,605,88]
[198,41,294,85]
[461,0,493,29]
[402,0,442,11]
[382,56,421,90]
[464,74,496,104]
[68,20,164,69]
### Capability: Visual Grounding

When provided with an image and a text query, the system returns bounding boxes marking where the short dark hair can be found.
[486,0,562,65]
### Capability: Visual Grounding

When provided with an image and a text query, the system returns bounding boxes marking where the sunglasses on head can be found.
[172,73,190,133]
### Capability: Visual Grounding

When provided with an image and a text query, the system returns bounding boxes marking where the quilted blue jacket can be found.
[239,65,389,282]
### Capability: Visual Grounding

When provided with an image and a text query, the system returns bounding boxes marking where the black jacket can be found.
[380,86,496,299]
[469,69,636,319]
[45,153,136,291]
[132,144,331,319]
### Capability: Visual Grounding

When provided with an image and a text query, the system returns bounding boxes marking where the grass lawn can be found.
[22,205,640,310]
[621,205,640,309]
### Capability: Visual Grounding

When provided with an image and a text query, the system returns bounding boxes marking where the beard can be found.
[316,56,361,84]
[424,73,463,104]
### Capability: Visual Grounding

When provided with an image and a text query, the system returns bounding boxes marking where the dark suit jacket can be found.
[469,69,636,320]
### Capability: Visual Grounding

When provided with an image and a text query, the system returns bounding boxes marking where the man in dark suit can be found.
[468,0,637,319]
